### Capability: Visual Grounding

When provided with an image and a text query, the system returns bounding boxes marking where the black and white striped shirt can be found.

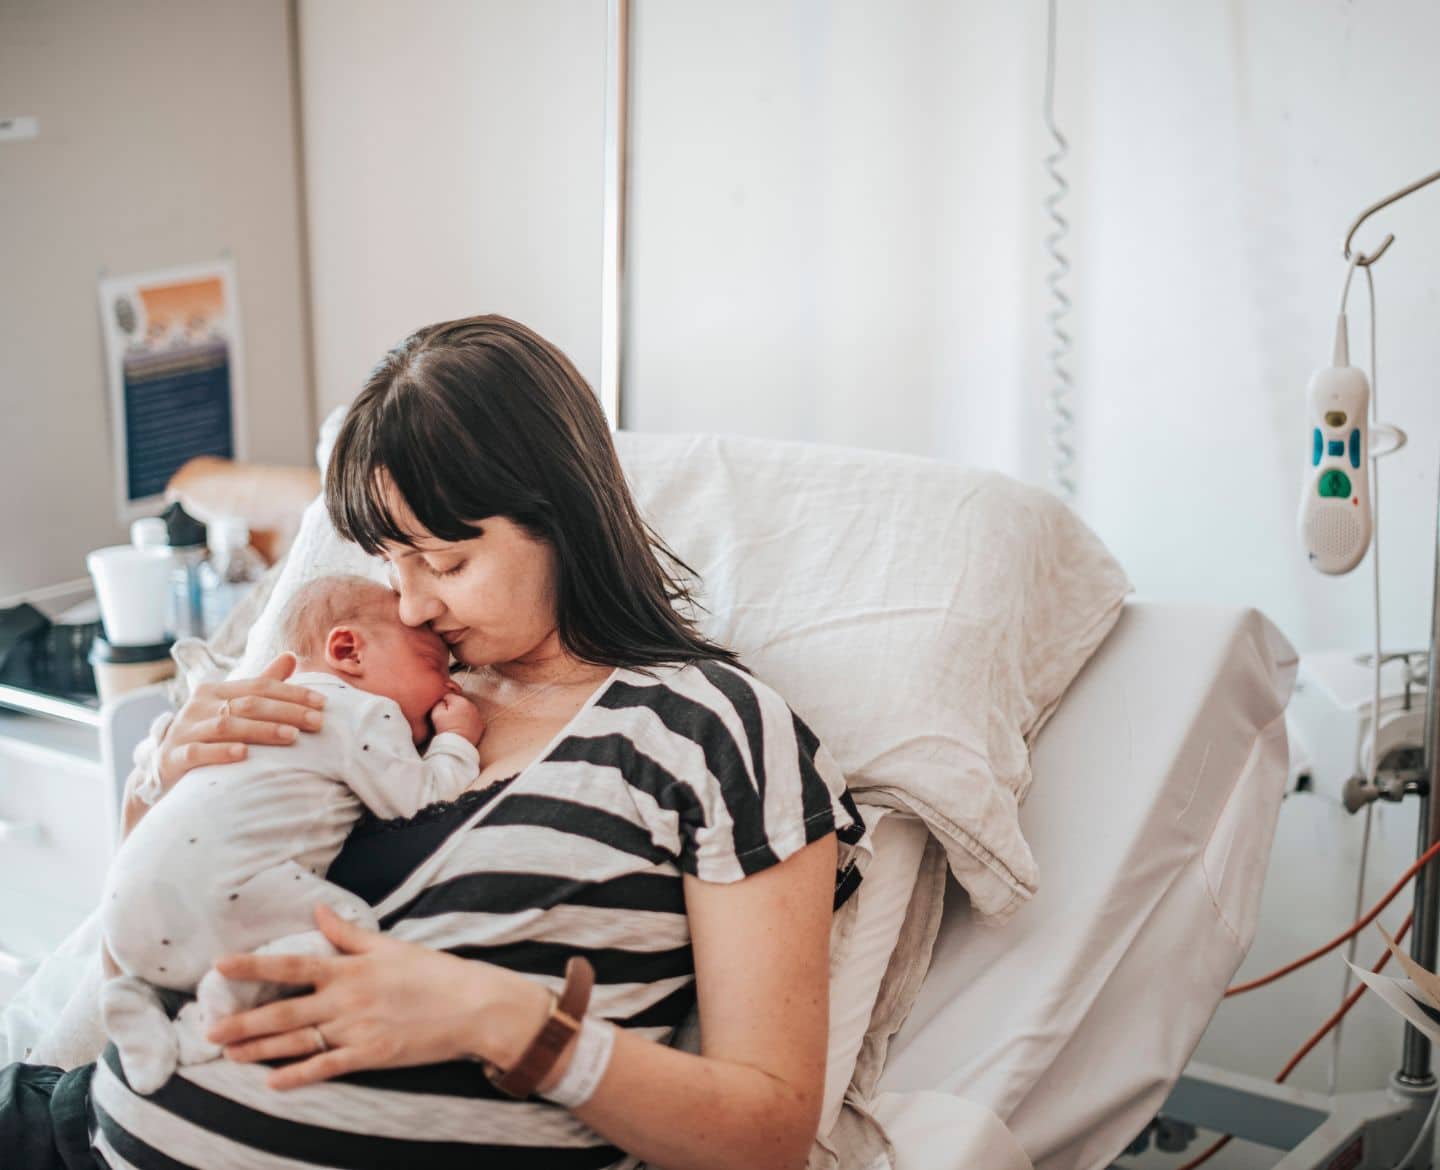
[89,658,867,1169]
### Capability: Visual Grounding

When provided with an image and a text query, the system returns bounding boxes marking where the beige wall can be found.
[298,0,607,419]
[0,0,313,599]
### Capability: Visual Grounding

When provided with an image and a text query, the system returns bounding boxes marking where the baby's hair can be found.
[279,574,398,659]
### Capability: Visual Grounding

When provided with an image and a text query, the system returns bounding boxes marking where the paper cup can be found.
[86,544,174,646]
[88,638,175,704]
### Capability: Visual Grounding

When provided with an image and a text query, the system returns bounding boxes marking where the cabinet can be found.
[0,709,116,1008]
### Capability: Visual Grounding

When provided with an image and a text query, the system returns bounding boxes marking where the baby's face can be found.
[361,618,456,744]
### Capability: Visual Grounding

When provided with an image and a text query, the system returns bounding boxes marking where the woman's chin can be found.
[452,634,495,665]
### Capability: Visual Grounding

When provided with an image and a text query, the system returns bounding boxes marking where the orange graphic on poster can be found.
[137,277,228,346]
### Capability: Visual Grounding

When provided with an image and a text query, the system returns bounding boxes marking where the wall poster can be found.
[98,259,246,520]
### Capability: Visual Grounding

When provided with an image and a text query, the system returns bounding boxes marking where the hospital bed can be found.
[88,598,1296,1170]
[875,600,1296,1170]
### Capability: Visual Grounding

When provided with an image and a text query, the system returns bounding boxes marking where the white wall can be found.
[625,0,1046,475]
[1070,0,1440,659]
[626,0,1440,656]
[624,0,1440,1138]
[0,0,313,599]
[298,0,608,418]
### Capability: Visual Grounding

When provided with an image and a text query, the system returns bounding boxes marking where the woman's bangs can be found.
[329,460,410,556]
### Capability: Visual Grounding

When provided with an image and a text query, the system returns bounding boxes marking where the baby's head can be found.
[279,574,457,744]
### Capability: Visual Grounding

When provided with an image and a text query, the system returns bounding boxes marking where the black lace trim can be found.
[351,775,519,835]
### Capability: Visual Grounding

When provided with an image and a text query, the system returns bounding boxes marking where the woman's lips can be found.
[438,628,469,646]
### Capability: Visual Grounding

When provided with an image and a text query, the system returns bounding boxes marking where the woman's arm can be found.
[534,832,836,1170]
[208,834,839,1170]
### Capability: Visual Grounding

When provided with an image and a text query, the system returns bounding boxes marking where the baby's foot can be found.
[101,976,179,1095]
[175,1000,223,1067]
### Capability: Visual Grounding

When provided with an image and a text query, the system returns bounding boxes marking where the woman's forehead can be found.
[376,474,490,553]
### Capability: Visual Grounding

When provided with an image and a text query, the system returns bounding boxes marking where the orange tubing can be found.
[1225,839,1440,997]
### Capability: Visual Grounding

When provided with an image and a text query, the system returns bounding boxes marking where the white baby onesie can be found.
[99,671,480,1094]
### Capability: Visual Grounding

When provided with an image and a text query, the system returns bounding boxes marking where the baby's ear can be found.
[325,625,365,675]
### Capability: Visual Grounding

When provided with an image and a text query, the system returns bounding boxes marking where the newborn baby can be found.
[99,573,485,1094]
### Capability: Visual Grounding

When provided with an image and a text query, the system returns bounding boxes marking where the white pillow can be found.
[613,431,1131,921]
[822,805,930,1136]
[243,428,1130,922]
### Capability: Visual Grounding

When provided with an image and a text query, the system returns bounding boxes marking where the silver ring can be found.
[218,698,232,720]
[310,1025,329,1054]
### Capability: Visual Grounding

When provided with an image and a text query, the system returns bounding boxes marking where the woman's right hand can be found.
[154,653,328,790]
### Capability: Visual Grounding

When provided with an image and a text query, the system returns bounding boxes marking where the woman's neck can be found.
[471,634,611,690]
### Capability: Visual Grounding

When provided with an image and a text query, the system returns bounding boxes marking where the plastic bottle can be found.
[162,503,209,640]
[128,516,179,641]
[199,516,266,635]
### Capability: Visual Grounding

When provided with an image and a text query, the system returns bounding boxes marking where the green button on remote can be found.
[1319,469,1352,498]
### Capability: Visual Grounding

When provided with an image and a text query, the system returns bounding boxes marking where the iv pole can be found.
[1151,169,1440,1170]
[1342,165,1440,1086]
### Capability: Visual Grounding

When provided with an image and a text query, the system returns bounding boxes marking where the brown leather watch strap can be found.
[482,956,595,1100]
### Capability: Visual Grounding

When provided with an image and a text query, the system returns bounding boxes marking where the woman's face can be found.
[376,482,561,669]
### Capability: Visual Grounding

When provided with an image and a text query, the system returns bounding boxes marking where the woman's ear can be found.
[325,626,365,675]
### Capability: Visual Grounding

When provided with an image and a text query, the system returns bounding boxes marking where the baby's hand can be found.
[431,693,485,745]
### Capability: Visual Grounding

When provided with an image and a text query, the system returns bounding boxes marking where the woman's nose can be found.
[396,584,443,628]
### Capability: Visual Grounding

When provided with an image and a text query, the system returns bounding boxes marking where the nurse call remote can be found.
[1298,365,1370,575]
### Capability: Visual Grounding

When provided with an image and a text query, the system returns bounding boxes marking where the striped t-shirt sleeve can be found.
[619,660,865,885]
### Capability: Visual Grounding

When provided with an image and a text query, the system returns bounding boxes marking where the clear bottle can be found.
[199,516,267,635]
[163,503,209,640]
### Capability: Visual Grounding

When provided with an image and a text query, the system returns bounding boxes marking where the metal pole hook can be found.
[1344,165,1440,267]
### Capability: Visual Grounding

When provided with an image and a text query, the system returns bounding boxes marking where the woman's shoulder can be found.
[605,657,839,785]
[603,658,865,883]
[608,657,807,735]
[614,656,788,701]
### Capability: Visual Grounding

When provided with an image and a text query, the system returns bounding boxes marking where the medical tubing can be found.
[1175,912,1414,1170]
[1225,838,1440,996]
[1331,257,1384,1092]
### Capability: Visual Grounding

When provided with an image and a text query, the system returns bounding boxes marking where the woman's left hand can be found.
[206,904,523,1091]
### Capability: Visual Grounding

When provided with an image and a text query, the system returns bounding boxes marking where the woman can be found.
[7,315,867,1170]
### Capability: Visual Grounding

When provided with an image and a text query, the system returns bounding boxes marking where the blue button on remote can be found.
[1329,440,1345,457]
[1313,429,1322,467]
[1349,429,1361,469]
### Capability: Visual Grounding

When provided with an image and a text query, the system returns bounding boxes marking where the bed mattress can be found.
[875,601,1298,1170]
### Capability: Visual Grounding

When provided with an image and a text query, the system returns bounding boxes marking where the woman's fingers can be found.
[266,1047,365,1092]
[162,741,245,777]
[221,1027,329,1064]
[157,672,328,787]
[258,652,298,682]
[214,678,327,713]
[313,903,384,955]
[209,694,325,740]
[213,949,333,988]
[205,981,331,1045]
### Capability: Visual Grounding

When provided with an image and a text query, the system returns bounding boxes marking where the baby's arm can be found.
[343,695,481,820]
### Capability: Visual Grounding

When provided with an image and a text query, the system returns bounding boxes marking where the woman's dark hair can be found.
[325,314,742,675]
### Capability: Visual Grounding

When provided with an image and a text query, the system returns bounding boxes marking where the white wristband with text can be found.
[538,1015,616,1109]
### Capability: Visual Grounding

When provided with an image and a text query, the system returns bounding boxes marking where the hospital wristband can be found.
[537,1015,616,1109]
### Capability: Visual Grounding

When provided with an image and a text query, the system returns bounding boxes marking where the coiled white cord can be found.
[1042,0,1075,503]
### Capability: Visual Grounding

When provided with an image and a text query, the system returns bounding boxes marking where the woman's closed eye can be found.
[425,558,467,578]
